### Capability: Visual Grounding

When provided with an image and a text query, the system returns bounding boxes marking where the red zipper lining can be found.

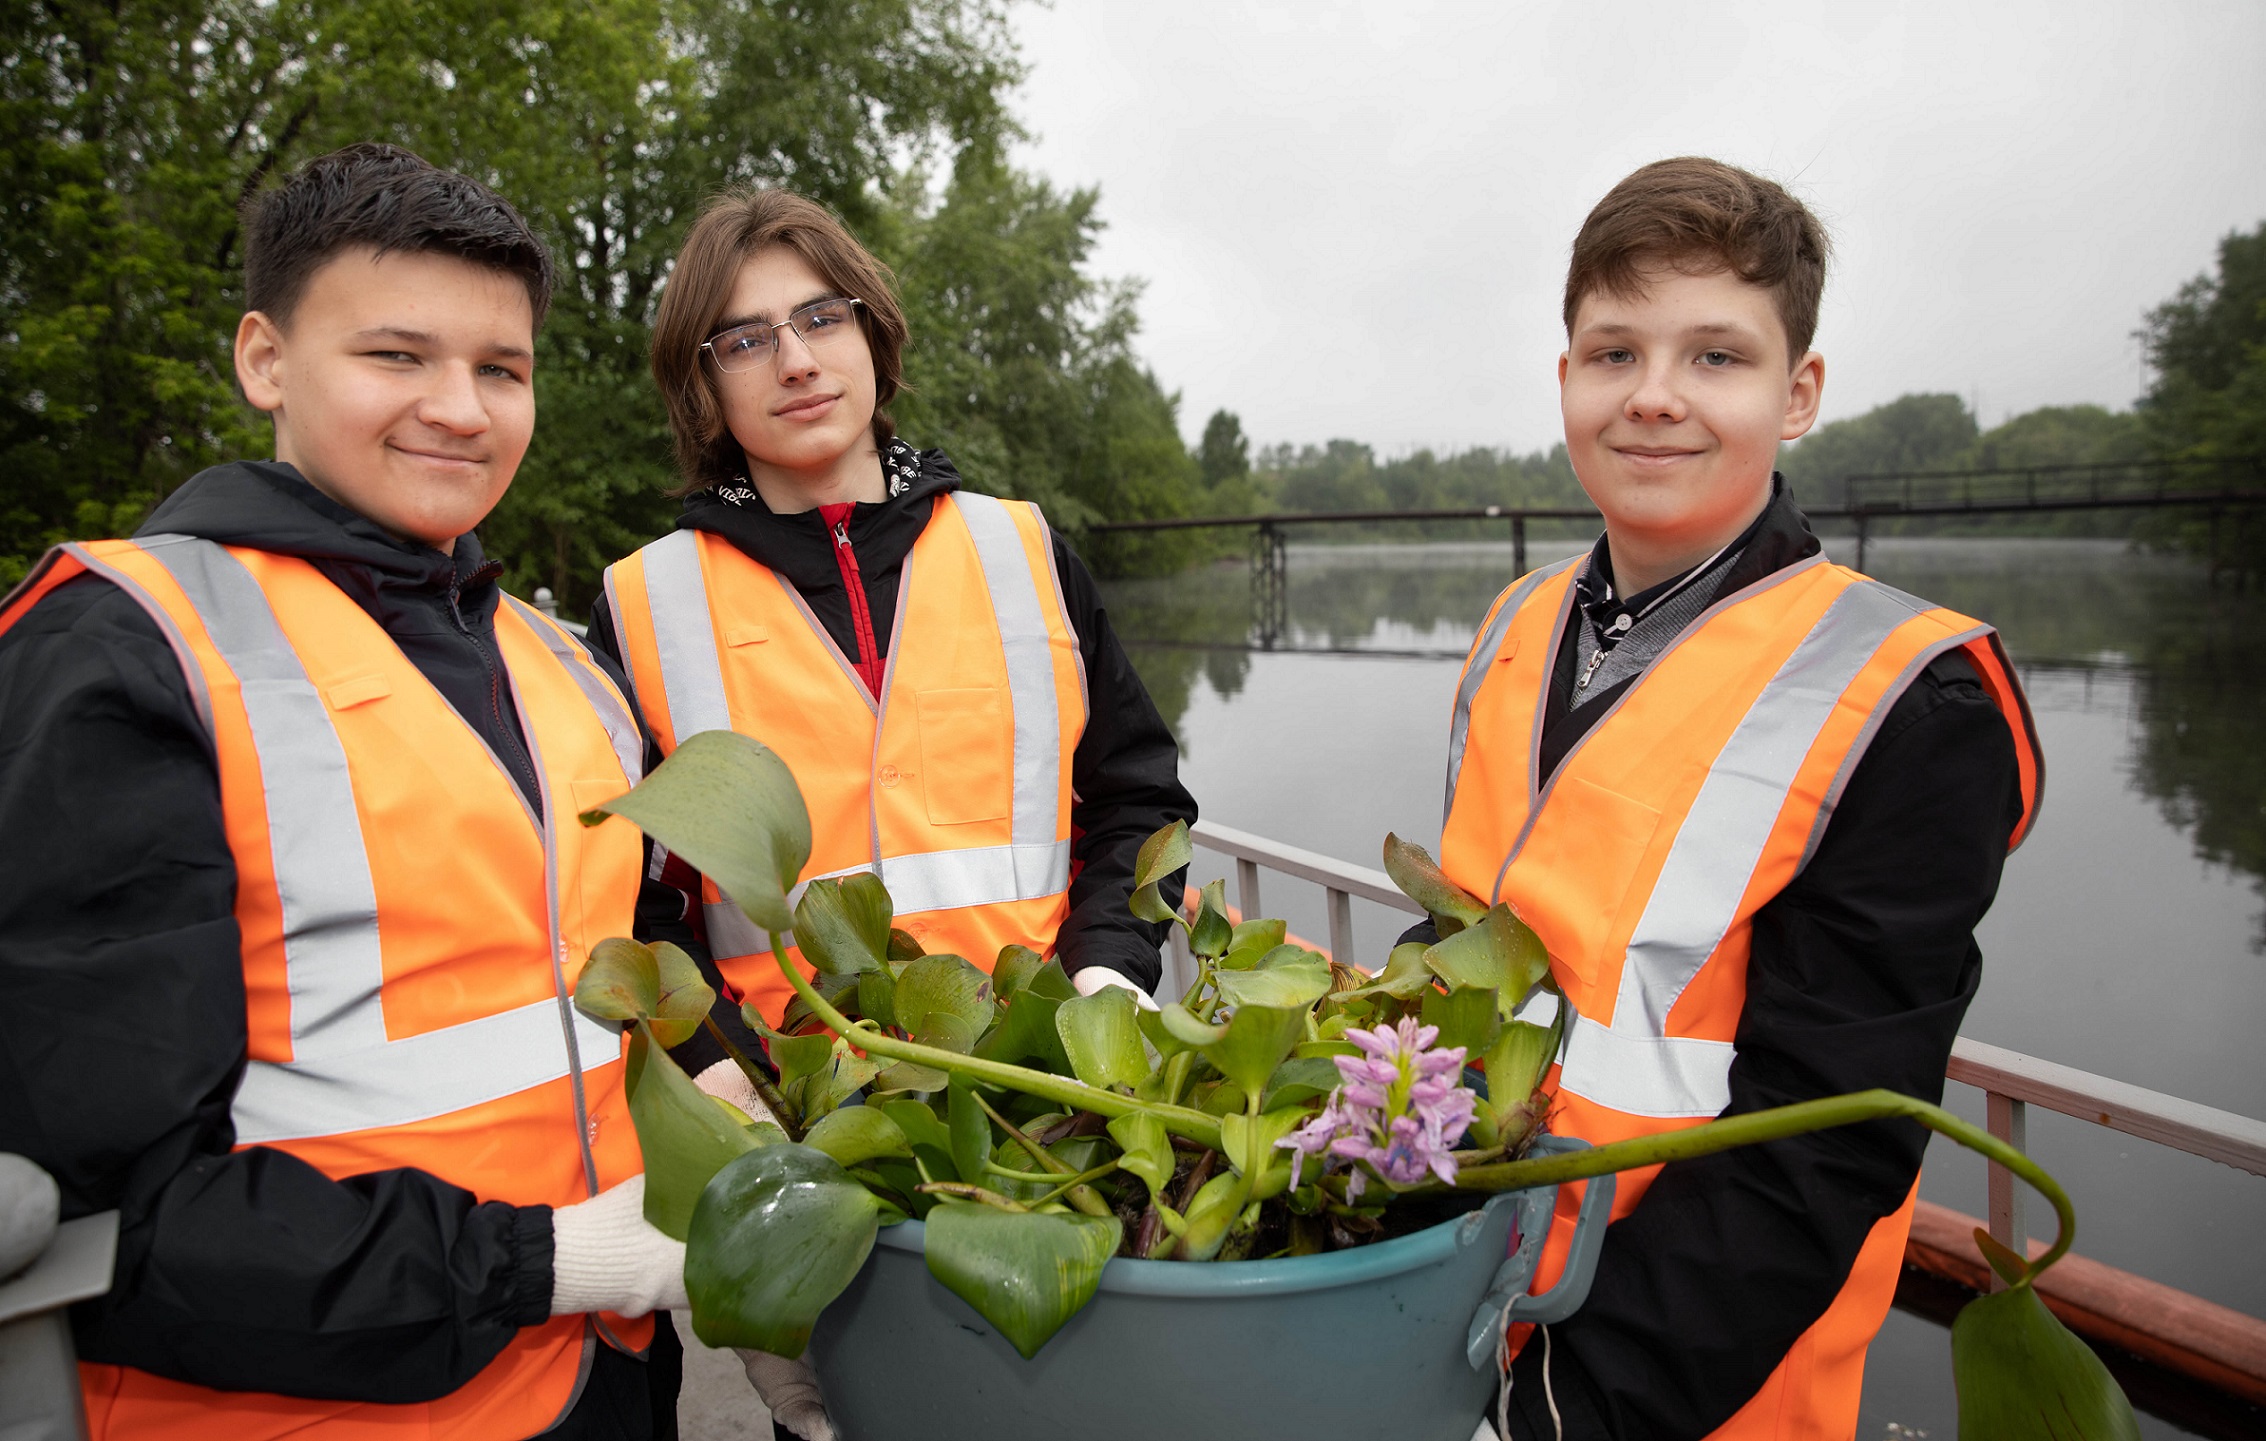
[819,502,885,698]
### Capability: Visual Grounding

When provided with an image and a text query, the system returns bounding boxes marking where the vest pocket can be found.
[915,687,1011,825]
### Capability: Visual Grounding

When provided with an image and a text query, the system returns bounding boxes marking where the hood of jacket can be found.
[137,459,545,813]
[674,441,963,598]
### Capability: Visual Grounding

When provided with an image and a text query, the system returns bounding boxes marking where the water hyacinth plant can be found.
[577,731,2139,1440]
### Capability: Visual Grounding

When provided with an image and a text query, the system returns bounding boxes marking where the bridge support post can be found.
[1249,521,1287,649]
[1854,511,1870,573]
[1512,514,1528,577]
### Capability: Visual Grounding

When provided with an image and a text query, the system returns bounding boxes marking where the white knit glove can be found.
[549,1176,688,1317]
[740,1350,836,1441]
[1072,964,1160,1012]
[693,1059,779,1125]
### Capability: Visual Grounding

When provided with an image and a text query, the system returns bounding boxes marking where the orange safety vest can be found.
[0,536,652,1440]
[1440,552,2042,1440]
[603,493,1088,1023]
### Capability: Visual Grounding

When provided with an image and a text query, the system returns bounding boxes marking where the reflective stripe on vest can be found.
[1440,553,2042,1441]
[609,492,1084,977]
[115,537,625,1142]
[3,535,655,1439]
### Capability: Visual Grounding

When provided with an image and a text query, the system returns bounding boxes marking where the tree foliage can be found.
[2,0,1212,598]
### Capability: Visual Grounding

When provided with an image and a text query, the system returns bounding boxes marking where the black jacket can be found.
[0,461,673,1427]
[588,446,1195,1033]
[1434,486,2025,1440]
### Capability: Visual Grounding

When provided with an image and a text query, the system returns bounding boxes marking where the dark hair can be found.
[1564,157,1831,361]
[242,143,556,330]
[650,188,909,494]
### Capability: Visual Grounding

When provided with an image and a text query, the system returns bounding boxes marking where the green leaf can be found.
[1054,986,1151,1089]
[878,1098,953,1157]
[1421,983,1501,1057]
[1424,903,1550,1006]
[1202,1004,1308,1098]
[1483,1019,1561,1118]
[581,730,811,934]
[1174,1170,1248,1261]
[1105,1112,1174,1204]
[1133,819,1192,890]
[1219,1107,1305,1200]
[802,1042,885,1122]
[802,1105,911,1168]
[887,927,927,964]
[1974,1227,2032,1289]
[1156,1001,1229,1050]
[1260,1056,1343,1111]
[922,1202,1121,1359]
[947,1077,993,1186]
[685,1144,883,1357]
[1213,947,1332,1009]
[1188,879,1233,958]
[1951,1283,2141,1440]
[856,967,898,1030]
[1382,833,1489,928]
[791,873,892,976]
[896,953,995,1051]
[574,937,662,1023]
[1222,917,1288,966]
[1137,1003,1196,1058]
[992,945,1045,1002]
[1345,941,1438,1000]
[874,1059,951,1092]
[624,1023,760,1239]
[976,984,1073,1072]
[648,942,716,1049]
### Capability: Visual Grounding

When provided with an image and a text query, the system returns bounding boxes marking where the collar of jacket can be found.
[675,444,966,595]
[135,459,505,638]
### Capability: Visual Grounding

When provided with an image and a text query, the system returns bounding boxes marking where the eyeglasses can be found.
[700,297,866,373]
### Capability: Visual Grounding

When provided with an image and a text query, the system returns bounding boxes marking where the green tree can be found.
[3,0,1211,599]
[1198,409,1248,487]
[1776,392,1979,509]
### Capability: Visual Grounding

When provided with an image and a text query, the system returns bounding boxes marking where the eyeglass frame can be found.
[698,296,868,373]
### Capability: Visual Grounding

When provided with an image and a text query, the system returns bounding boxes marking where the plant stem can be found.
[1449,1088,2077,1285]
[917,1181,1029,1212]
[974,1092,1113,1218]
[702,1014,803,1142]
[769,933,1225,1150]
[1031,1161,1123,1209]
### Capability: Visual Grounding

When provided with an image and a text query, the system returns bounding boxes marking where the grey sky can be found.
[1007,1,2266,457]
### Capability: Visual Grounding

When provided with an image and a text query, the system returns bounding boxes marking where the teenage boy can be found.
[1438,158,2043,1439]
[0,145,692,1438]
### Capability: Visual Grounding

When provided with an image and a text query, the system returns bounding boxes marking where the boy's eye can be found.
[1699,350,1734,367]
[1600,348,1634,364]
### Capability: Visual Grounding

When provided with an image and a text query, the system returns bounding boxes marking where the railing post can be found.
[1168,922,1195,1001]
[1512,514,1528,578]
[1235,859,1262,923]
[1986,1091,2028,1290]
[1326,887,1355,970]
[1854,512,1870,573]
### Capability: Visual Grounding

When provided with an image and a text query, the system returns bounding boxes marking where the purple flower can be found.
[1278,1016,1476,1191]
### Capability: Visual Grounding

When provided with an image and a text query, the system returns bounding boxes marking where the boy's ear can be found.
[1780,350,1825,441]
[1557,349,1571,388]
[235,311,287,415]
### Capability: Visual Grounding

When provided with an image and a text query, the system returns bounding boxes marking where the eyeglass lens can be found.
[708,298,860,371]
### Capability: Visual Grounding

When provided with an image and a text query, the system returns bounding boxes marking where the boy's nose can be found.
[420,361,491,433]
[1624,362,1686,422]
[772,325,822,383]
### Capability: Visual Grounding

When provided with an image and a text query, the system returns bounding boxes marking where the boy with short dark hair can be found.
[1439,157,2043,1439]
[0,144,692,1438]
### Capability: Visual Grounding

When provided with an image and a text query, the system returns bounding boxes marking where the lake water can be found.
[1102,535,2266,1440]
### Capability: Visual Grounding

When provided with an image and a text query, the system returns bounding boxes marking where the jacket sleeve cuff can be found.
[508,1204,557,1328]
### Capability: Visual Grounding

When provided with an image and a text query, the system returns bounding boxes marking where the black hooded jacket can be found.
[0,462,674,1424]
[1438,484,2026,1440]
[588,445,1195,1030]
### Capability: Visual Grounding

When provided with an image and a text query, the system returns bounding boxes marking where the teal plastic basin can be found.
[806,1136,1613,1441]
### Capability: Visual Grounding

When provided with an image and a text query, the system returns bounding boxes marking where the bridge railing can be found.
[1844,455,2266,514]
[1162,819,2266,1272]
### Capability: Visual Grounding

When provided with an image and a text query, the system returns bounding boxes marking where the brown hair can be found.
[1563,157,1831,362]
[245,142,554,330]
[649,188,909,493]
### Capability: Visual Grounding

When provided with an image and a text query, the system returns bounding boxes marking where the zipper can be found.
[823,506,887,698]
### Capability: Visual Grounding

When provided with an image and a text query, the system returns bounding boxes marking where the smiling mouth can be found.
[393,445,486,467]
[774,393,840,419]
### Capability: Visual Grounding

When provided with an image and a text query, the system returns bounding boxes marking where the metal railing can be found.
[1165,821,2266,1274]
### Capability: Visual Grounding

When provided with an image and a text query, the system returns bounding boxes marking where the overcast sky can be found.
[1005,1,2266,457]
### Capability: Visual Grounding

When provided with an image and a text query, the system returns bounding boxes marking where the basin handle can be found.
[1502,1164,1615,1327]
